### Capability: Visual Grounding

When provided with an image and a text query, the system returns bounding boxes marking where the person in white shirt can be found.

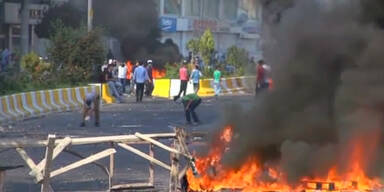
[118,62,128,93]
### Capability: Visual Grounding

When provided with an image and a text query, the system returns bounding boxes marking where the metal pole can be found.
[87,0,93,32]
[21,0,30,55]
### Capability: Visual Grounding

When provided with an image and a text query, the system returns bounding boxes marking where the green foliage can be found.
[186,39,200,55]
[199,29,215,67]
[226,46,249,76]
[21,52,52,83]
[48,21,105,84]
[165,63,179,79]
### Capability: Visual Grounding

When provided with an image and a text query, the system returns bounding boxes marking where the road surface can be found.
[0,95,253,192]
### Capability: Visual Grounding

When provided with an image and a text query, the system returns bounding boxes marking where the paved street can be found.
[0,95,253,191]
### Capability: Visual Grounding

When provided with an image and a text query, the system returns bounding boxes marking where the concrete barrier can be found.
[168,76,255,98]
[152,79,171,98]
[0,85,100,123]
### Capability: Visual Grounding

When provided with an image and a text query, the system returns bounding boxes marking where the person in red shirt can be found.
[256,59,266,95]
[125,60,133,94]
[174,61,189,101]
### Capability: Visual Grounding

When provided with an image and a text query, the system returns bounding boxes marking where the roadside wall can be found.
[0,85,101,123]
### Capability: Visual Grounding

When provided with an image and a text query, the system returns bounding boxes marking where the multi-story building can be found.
[0,0,263,60]
[157,0,263,59]
[0,0,50,53]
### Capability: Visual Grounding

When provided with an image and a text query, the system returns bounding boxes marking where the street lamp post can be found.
[88,0,93,32]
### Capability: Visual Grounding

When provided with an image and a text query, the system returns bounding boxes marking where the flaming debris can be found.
[187,0,384,191]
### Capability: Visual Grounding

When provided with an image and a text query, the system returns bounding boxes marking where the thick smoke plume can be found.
[94,0,181,66]
[222,0,384,183]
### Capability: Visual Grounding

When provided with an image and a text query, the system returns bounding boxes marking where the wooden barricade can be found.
[0,128,195,192]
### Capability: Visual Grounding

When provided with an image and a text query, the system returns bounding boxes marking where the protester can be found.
[145,60,154,97]
[174,61,189,101]
[80,91,100,127]
[213,66,222,98]
[256,59,268,95]
[131,61,140,95]
[125,60,133,94]
[190,65,203,93]
[133,61,151,102]
[118,62,127,93]
[1,48,11,71]
[106,65,123,103]
[181,93,202,125]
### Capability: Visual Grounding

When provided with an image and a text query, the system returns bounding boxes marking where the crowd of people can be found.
[88,58,270,126]
[101,59,154,103]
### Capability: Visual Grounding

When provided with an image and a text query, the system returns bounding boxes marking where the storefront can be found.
[159,0,263,59]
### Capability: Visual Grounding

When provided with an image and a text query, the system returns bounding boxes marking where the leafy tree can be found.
[226,46,249,75]
[48,21,105,84]
[20,52,52,83]
[35,2,84,38]
[199,29,215,67]
[186,39,200,56]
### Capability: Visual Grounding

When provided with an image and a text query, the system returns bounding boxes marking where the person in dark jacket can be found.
[181,93,202,125]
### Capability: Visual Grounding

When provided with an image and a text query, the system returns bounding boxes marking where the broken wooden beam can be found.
[118,143,171,171]
[31,137,71,178]
[0,133,176,149]
[135,132,180,154]
[41,134,55,192]
[16,148,43,182]
[50,148,116,178]
[110,182,154,190]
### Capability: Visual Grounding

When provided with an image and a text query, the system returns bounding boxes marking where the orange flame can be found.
[187,125,383,192]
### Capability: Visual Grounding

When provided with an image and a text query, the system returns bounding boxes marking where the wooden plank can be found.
[118,143,171,171]
[109,142,114,190]
[0,133,176,148]
[110,182,154,190]
[41,135,56,192]
[31,137,71,177]
[16,147,43,182]
[0,171,4,192]
[50,148,116,178]
[148,144,154,185]
[169,140,180,192]
[135,132,180,154]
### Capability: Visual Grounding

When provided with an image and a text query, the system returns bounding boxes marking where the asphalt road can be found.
[0,95,253,192]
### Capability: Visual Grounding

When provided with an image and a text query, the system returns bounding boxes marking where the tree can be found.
[226,46,249,75]
[35,2,84,38]
[199,29,215,67]
[186,39,200,56]
[48,21,105,84]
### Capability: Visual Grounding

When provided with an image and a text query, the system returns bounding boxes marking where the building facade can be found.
[157,0,263,59]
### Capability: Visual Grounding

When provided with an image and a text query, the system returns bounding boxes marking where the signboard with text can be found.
[159,17,177,32]
[4,3,48,25]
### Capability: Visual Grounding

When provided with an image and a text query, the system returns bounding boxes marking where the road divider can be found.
[154,76,255,98]
[0,85,100,123]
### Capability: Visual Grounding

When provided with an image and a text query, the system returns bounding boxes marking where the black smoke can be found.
[222,0,384,183]
[93,0,181,67]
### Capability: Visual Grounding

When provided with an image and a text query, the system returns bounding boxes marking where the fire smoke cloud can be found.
[222,0,384,183]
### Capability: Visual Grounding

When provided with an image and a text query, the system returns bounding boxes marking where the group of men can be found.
[103,59,154,103]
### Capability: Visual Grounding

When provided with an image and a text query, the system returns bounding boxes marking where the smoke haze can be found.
[222,0,384,183]
[93,0,181,66]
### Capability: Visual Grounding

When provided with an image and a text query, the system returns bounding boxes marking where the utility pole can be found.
[87,0,93,32]
[21,0,30,56]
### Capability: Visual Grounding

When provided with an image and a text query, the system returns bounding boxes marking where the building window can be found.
[203,0,219,19]
[222,0,238,20]
[164,0,181,15]
[239,0,261,20]
[185,0,201,17]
